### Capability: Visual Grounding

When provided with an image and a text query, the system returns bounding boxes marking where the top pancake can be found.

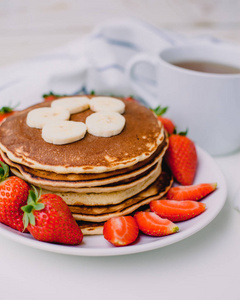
[0,96,164,174]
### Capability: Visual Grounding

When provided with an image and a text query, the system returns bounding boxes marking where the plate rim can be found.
[0,146,227,256]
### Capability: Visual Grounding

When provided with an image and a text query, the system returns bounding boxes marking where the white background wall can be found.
[0,0,240,66]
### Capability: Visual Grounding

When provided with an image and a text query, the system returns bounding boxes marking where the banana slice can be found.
[51,97,90,114]
[90,97,125,114]
[42,121,87,145]
[86,112,125,137]
[27,107,70,129]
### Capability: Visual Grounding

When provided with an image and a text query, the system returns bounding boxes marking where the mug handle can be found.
[126,53,159,106]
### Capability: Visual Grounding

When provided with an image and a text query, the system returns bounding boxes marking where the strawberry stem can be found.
[21,186,45,230]
[0,161,9,182]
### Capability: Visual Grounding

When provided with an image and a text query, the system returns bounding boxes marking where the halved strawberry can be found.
[150,200,206,222]
[167,183,217,201]
[134,211,179,237]
[103,216,139,247]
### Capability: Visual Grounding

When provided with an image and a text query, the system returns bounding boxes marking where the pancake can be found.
[78,222,105,235]
[72,170,173,222]
[11,159,162,194]
[0,138,168,189]
[0,134,167,182]
[69,170,172,214]
[29,163,162,207]
[67,169,172,235]
[0,97,164,174]
[40,165,162,206]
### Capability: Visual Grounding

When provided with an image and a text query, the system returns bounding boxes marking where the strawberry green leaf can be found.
[42,91,54,97]
[21,204,34,229]
[29,213,36,226]
[0,102,19,114]
[42,91,67,98]
[27,190,37,204]
[0,106,13,114]
[21,187,45,230]
[151,106,168,116]
[22,205,33,214]
[22,205,36,228]
[0,161,9,182]
[23,213,29,229]
[178,129,188,136]
[34,203,45,210]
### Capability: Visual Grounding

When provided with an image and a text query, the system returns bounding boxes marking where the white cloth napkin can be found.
[0,18,226,110]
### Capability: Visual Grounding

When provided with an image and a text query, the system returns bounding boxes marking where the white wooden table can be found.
[0,2,240,299]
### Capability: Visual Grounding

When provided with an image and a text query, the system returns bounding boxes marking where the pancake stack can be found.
[0,96,173,235]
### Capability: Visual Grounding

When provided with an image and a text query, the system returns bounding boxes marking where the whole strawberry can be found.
[42,91,66,102]
[165,130,197,185]
[22,188,83,245]
[0,162,30,232]
[152,106,175,135]
[0,105,17,122]
[125,95,138,103]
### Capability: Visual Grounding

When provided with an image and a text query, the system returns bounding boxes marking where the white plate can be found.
[0,146,227,256]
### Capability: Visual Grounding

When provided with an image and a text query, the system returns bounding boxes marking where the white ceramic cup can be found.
[126,44,240,155]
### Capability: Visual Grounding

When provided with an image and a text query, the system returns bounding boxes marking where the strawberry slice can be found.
[150,200,206,222]
[103,216,139,247]
[167,183,217,201]
[134,211,179,237]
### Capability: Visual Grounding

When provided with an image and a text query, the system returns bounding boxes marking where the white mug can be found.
[126,44,240,155]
